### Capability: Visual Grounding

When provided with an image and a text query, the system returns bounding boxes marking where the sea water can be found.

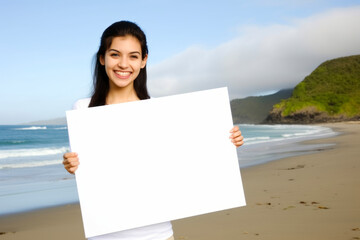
[237,124,337,167]
[0,125,75,215]
[0,124,337,215]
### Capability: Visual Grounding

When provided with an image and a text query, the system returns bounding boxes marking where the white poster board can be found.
[66,87,246,238]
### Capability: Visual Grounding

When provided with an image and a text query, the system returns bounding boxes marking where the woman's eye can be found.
[110,53,119,57]
[130,55,139,59]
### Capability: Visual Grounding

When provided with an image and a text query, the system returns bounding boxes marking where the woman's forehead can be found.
[108,35,142,52]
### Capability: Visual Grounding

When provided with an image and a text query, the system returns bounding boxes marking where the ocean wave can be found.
[241,125,335,146]
[282,131,316,138]
[282,127,330,138]
[244,136,272,145]
[0,160,62,169]
[0,147,69,159]
[0,140,27,145]
[54,127,67,130]
[246,136,271,141]
[14,126,47,130]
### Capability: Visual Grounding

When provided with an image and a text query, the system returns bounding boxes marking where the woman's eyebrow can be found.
[108,49,141,55]
[108,49,119,52]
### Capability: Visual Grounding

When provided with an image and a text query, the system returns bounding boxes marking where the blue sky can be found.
[1,0,360,124]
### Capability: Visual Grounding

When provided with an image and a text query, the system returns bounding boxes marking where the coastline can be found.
[1,122,359,239]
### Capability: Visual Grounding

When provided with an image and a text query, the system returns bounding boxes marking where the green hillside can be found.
[231,89,293,124]
[266,55,360,123]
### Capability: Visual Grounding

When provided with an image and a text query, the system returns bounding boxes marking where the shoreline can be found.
[237,123,337,169]
[1,122,359,239]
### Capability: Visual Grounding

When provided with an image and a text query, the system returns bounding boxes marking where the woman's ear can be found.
[99,55,105,66]
[141,54,148,69]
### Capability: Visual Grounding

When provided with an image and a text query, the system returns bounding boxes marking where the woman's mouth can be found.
[115,71,131,79]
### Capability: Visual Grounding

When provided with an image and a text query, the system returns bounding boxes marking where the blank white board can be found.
[66,87,246,238]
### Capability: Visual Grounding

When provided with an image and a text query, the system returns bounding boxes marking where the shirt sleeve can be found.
[72,98,91,110]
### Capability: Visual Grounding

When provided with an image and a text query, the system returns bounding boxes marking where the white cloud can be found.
[148,6,360,99]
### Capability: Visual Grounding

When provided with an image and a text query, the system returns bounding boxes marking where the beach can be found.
[1,122,359,239]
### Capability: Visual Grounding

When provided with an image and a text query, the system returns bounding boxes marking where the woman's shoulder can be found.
[72,98,91,110]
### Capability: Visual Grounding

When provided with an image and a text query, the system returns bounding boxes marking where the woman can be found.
[63,21,244,240]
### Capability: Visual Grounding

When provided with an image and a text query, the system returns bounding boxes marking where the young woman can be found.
[63,21,244,240]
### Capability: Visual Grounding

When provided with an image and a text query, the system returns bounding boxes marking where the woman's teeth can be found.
[116,71,130,76]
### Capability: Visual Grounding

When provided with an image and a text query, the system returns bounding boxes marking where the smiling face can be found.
[100,35,148,92]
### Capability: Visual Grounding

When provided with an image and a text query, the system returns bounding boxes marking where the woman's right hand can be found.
[63,152,80,174]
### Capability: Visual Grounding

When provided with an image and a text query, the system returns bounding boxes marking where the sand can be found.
[1,122,359,240]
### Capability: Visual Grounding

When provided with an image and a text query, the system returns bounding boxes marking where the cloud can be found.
[148,6,360,99]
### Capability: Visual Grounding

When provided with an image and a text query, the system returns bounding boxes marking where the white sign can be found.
[66,87,246,238]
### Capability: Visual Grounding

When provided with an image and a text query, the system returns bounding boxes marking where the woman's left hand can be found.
[230,126,244,147]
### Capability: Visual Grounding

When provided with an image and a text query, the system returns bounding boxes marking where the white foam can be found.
[12,140,26,143]
[244,136,271,145]
[0,147,69,159]
[15,126,47,130]
[283,131,315,138]
[246,136,271,141]
[54,127,67,130]
[0,160,62,169]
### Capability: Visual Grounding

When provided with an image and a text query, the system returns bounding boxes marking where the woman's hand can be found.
[63,152,80,174]
[230,126,244,147]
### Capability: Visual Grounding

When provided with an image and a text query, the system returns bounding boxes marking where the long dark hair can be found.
[89,21,150,107]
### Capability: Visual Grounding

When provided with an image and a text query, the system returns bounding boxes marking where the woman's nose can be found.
[117,57,128,68]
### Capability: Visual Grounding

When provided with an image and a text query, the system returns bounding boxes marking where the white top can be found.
[73,98,173,240]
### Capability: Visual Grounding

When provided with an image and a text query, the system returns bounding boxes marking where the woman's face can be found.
[100,35,147,91]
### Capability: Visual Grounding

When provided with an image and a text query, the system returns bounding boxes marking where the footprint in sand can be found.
[256,202,272,206]
[317,206,329,209]
[0,232,15,235]
[283,206,296,210]
[286,164,305,170]
[299,201,329,209]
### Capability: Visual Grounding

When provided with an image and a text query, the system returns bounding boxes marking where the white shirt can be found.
[73,98,173,240]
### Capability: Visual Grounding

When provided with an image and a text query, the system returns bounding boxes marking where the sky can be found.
[0,0,360,124]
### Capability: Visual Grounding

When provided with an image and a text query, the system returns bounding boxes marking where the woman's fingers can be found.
[231,129,242,138]
[229,126,244,147]
[68,165,79,174]
[64,158,80,167]
[63,152,77,159]
[230,125,239,133]
[65,161,79,174]
[232,135,244,147]
[63,152,79,174]
[63,156,79,167]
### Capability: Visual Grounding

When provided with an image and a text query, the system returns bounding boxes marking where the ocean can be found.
[0,124,337,216]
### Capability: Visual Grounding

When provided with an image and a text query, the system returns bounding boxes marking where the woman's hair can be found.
[89,21,150,107]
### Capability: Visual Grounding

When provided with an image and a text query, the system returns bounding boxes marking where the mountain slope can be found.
[231,89,293,124]
[265,55,360,123]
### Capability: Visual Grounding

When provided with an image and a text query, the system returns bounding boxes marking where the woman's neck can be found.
[106,86,140,105]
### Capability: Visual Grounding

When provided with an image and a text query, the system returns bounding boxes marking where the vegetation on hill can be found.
[231,89,293,124]
[266,55,360,123]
